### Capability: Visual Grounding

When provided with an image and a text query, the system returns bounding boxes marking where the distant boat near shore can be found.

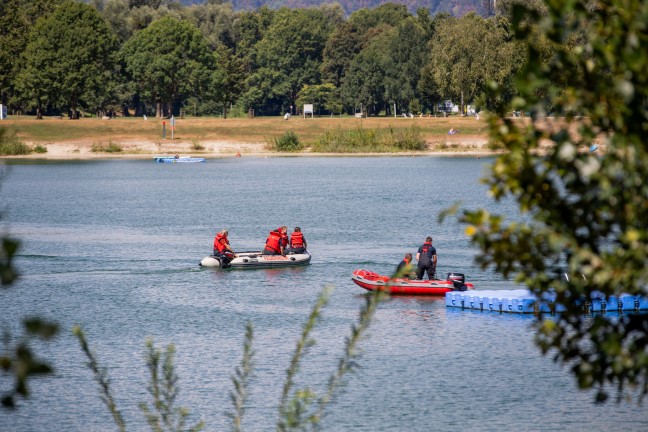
[154,155,205,163]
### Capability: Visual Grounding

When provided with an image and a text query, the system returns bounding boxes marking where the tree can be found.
[425,12,520,113]
[121,16,213,118]
[0,0,64,107]
[457,0,648,403]
[13,0,119,118]
[210,45,246,118]
[246,6,342,115]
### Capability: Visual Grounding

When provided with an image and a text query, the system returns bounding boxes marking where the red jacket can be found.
[265,230,282,253]
[290,232,304,248]
[214,233,229,253]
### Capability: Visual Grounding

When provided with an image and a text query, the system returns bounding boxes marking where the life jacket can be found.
[290,232,304,248]
[265,230,282,253]
[214,233,229,253]
[278,228,288,247]
[418,242,434,266]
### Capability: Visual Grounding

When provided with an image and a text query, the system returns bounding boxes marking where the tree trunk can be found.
[36,107,43,120]
[223,102,228,119]
[156,102,162,118]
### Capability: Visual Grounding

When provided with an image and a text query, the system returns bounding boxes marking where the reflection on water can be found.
[1,158,644,431]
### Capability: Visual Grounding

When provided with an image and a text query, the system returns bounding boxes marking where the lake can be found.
[1,157,645,431]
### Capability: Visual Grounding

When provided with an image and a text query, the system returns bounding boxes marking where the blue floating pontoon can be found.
[155,156,205,163]
[445,290,648,314]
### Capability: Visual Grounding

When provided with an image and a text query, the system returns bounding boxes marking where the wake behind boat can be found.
[200,251,311,269]
[351,269,475,295]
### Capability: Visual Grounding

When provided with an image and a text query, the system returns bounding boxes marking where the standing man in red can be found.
[415,236,437,280]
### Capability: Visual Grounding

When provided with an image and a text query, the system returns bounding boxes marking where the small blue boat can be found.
[155,156,206,163]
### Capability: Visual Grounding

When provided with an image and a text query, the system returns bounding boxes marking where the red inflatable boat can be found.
[351,269,475,295]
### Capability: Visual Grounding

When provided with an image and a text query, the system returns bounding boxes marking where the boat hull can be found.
[351,269,475,295]
[200,251,311,269]
[155,156,205,163]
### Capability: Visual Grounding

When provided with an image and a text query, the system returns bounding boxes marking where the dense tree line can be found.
[0,0,541,118]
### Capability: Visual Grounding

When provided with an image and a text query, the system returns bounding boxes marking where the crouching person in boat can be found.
[395,253,414,279]
[286,227,307,254]
[263,228,285,256]
[213,229,236,265]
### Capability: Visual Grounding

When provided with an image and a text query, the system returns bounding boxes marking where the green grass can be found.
[0,127,31,155]
[91,140,123,153]
[311,125,426,153]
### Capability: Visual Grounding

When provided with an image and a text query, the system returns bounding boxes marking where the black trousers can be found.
[416,266,436,280]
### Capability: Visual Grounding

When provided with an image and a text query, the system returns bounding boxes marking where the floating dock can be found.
[445,289,648,314]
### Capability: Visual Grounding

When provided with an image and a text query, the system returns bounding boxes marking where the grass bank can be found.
[1,115,496,157]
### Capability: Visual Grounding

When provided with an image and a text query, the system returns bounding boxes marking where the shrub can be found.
[312,125,426,153]
[0,127,31,155]
[33,145,48,154]
[91,140,122,153]
[273,130,302,152]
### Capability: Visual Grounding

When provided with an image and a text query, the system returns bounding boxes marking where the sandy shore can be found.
[4,135,494,160]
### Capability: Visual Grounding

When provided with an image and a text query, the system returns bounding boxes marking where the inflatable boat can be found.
[200,251,311,269]
[155,156,205,163]
[351,269,475,295]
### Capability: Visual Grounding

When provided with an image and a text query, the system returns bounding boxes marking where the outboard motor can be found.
[447,272,467,291]
[219,251,235,268]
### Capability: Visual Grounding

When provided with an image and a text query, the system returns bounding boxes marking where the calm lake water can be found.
[1,157,646,431]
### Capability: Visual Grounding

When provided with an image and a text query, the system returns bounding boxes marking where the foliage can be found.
[72,285,385,430]
[312,125,426,152]
[120,16,213,117]
[226,321,254,432]
[139,339,204,432]
[0,0,64,105]
[424,12,522,112]
[457,0,648,403]
[13,1,119,117]
[0,128,31,156]
[91,140,123,153]
[1,147,59,408]
[272,130,303,152]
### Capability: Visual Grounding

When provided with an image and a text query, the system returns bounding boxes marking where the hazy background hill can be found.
[178,0,485,16]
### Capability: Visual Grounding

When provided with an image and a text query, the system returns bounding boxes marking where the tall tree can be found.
[211,45,246,118]
[121,16,213,117]
[244,6,342,115]
[425,12,519,113]
[0,0,64,107]
[13,1,119,118]
[458,0,648,403]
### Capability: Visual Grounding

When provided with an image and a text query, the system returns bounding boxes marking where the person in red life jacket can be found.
[278,226,288,249]
[213,229,236,258]
[287,227,307,254]
[395,253,413,279]
[415,236,437,280]
[262,228,285,255]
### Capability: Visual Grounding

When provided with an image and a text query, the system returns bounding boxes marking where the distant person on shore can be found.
[287,227,307,254]
[448,127,459,135]
[416,236,437,280]
[395,253,414,279]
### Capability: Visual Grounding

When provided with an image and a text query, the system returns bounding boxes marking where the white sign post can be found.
[303,104,314,118]
[0,104,6,120]
[170,116,176,139]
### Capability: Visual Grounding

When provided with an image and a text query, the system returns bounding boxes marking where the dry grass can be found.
[1,115,516,158]
[4,115,489,144]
